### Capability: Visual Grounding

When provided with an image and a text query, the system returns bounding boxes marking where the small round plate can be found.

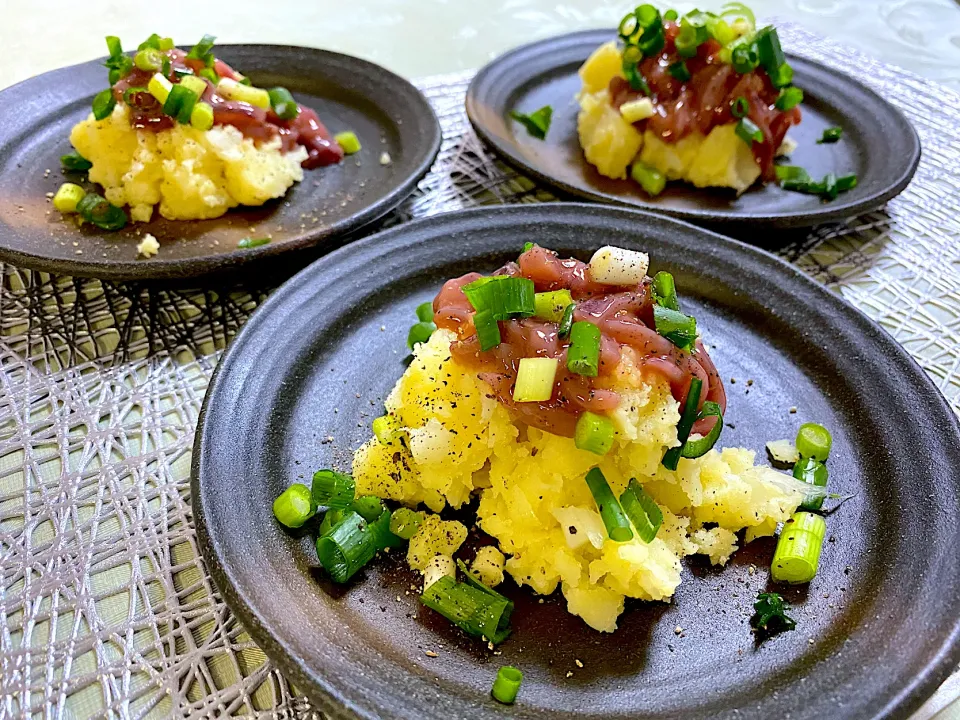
[466,30,920,228]
[193,204,960,720]
[0,45,440,280]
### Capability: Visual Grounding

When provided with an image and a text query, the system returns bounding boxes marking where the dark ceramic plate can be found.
[193,204,960,720]
[466,30,920,228]
[0,45,440,280]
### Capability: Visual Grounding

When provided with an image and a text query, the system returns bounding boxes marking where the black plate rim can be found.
[465,29,921,228]
[0,44,441,281]
[192,203,960,720]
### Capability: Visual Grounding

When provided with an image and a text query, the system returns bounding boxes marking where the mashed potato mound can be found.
[576,41,763,194]
[353,330,803,632]
[69,105,308,222]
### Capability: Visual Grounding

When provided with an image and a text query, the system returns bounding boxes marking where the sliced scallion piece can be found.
[473,310,501,351]
[491,666,523,705]
[735,117,764,146]
[796,422,832,461]
[272,483,316,528]
[162,84,198,122]
[653,305,697,352]
[388,507,424,540]
[334,131,361,154]
[420,574,513,643]
[138,33,162,51]
[652,271,680,311]
[317,508,344,537]
[730,40,760,73]
[584,467,633,542]
[134,48,163,72]
[680,401,724,457]
[53,183,85,213]
[752,591,796,635]
[771,511,826,584]
[631,162,666,196]
[76,193,126,231]
[768,62,793,88]
[662,377,702,471]
[775,86,804,111]
[105,36,123,59]
[575,412,615,456]
[407,321,436,350]
[199,67,219,84]
[351,495,385,523]
[513,357,558,403]
[794,457,829,512]
[187,34,217,61]
[237,236,271,249]
[567,321,601,377]
[557,302,576,339]
[61,152,92,172]
[667,60,690,82]
[316,510,382,583]
[533,289,573,322]
[664,9,679,22]
[521,241,534,254]
[509,105,553,140]
[619,478,663,543]
[817,126,843,144]
[463,276,535,320]
[311,469,356,509]
[190,101,214,131]
[755,26,785,75]
[415,301,434,323]
[268,86,300,120]
[92,89,116,120]
[731,96,749,119]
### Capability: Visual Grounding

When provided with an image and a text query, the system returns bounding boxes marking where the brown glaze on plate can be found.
[0,45,440,280]
[193,204,960,720]
[466,30,920,229]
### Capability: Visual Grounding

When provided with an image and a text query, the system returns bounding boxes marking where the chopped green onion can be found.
[630,162,666,196]
[318,508,344,537]
[53,183,86,213]
[334,131,361,154]
[771,511,826,584]
[463,276,535,320]
[473,310,501,351]
[163,84,198,122]
[272,483,316,528]
[775,86,804,111]
[776,166,857,200]
[134,48,163,72]
[662,377,702,471]
[218,78,270,108]
[817,126,843,144]
[836,173,858,192]
[675,13,710,57]
[420,574,513,643]
[372,414,405,445]
[373,509,405,550]
[138,33,162,51]
[730,40,760,74]
[509,105,553,140]
[491,666,523,705]
[769,62,793,88]
[416,301,435,323]
[653,305,697,352]
[268,87,300,120]
[351,495,385,523]
[822,172,839,201]
[407,321,436,350]
[735,117,764,145]
[316,510,381,583]
[310,469,356,509]
[513,357,558,403]
[148,73,173,103]
[667,60,691,82]
[199,68,219,84]
[755,26,785,75]
[752,591,796,635]
[187,34,216,61]
[652,271,679,311]
[105,36,123,59]
[731,96,750,119]
[237,236,271,249]
[388,507,424,540]
[61,152,92,172]
[161,56,172,77]
[619,478,663,542]
[794,457,829,512]
[796,422,832,461]
[622,46,651,94]
[179,74,208,97]
[706,15,736,45]
[635,5,665,57]
[775,164,812,186]
[190,101,214,131]
[619,11,639,41]
[92,89,116,120]
[567,321,601,377]
[76,193,126,231]
[575,411,616,455]
[521,241,534,254]
[122,86,149,105]
[158,37,175,51]
[680,401,724,457]
[533,289,573,322]
[664,9,679,22]
[584,467,633,542]
[557,303,576,339]
[720,2,756,28]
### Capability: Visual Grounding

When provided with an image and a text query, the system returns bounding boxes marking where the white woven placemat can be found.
[1,24,958,720]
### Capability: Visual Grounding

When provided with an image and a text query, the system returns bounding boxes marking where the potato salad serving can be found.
[53,34,361,231]
[273,243,842,662]
[575,4,857,199]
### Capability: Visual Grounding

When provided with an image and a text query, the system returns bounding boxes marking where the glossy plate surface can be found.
[466,30,920,228]
[193,204,959,720]
[0,44,440,279]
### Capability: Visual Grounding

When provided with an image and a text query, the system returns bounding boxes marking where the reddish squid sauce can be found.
[433,245,726,438]
[111,49,343,169]
[609,21,801,179]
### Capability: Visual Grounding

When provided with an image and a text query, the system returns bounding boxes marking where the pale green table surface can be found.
[2,2,960,720]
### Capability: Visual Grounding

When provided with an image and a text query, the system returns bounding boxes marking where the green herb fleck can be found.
[238,237,271,249]
[751,591,797,637]
[509,106,553,140]
[817,126,843,143]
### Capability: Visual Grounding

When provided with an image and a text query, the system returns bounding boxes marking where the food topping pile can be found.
[272,244,841,666]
